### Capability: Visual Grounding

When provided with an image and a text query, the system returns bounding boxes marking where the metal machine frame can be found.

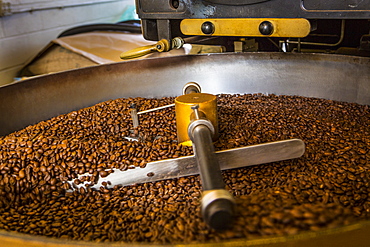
[136,0,370,41]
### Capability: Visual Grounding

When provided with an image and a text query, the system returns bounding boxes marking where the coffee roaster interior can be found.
[0,0,370,246]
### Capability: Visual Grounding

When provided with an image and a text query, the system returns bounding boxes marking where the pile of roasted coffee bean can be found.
[0,94,369,244]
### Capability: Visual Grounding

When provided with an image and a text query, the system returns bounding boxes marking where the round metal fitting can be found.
[182,82,202,95]
[172,37,185,49]
[201,189,235,229]
[259,21,274,35]
[188,119,215,141]
[201,189,235,211]
[156,39,171,52]
[201,21,215,35]
[170,0,180,9]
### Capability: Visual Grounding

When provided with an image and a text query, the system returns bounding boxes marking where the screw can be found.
[259,21,274,35]
[201,22,215,35]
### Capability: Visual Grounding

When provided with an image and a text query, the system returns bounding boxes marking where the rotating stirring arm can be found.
[188,105,235,230]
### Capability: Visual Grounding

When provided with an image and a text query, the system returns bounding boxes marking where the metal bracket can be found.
[0,1,11,17]
[360,34,370,51]
[181,18,311,38]
[234,38,258,52]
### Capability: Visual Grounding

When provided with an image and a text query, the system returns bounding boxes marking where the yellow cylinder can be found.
[175,93,218,146]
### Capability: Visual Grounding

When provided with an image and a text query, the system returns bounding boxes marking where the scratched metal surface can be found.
[0,52,369,136]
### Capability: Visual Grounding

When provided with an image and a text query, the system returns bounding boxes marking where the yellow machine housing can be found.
[175,93,218,146]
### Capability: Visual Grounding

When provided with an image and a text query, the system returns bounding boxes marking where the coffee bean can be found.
[0,94,368,243]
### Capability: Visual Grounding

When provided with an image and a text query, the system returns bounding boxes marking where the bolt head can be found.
[259,21,274,35]
[201,22,215,35]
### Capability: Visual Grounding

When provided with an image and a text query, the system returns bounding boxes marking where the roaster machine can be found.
[0,0,370,246]
[119,0,370,58]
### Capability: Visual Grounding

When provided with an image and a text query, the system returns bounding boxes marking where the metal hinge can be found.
[0,1,11,17]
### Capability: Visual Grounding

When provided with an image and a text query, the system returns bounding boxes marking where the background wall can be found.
[0,0,135,86]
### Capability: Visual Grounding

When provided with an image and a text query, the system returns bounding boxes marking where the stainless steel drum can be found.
[0,52,369,246]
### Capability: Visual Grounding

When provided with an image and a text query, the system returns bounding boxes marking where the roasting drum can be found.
[0,52,369,246]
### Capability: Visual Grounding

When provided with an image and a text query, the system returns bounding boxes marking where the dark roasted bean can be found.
[0,94,368,243]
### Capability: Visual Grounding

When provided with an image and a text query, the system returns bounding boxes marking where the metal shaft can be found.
[130,104,139,128]
[189,120,234,230]
[191,124,224,190]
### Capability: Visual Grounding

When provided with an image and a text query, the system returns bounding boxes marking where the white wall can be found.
[0,0,135,86]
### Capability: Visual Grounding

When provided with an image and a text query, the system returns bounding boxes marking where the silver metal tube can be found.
[287,20,345,47]
[188,119,234,230]
[137,103,175,115]
[190,124,224,190]
[130,105,139,128]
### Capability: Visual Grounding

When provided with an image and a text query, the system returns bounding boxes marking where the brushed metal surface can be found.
[0,52,369,136]
[74,139,304,189]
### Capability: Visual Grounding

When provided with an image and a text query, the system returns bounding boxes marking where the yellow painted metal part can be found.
[175,93,218,146]
[180,18,311,38]
[120,39,170,60]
